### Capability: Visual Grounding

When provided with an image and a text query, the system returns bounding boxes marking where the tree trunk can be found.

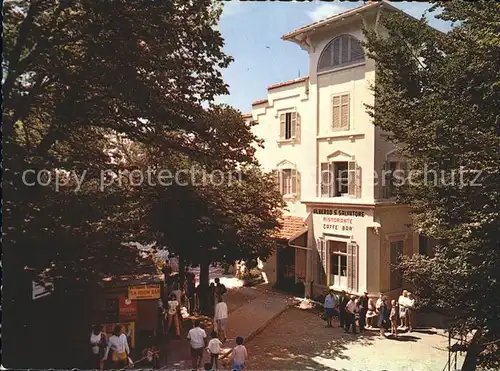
[461,330,482,371]
[178,256,185,287]
[197,259,211,315]
[199,259,210,288]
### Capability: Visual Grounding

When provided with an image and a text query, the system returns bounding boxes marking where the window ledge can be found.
[317,133,365,141]
[277,139,298,147]
[317,62,366,76]
[302,198,374,206]
[283,194,298,201]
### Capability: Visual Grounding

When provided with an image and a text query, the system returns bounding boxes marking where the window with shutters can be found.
[347,242,359,292]
[279,112,299,142]
[317,35,365,73]
[316,239,326,285]
[389,241,404,290]
[319,160,361,198]
[273,166,300,197]
[332,94,350,131]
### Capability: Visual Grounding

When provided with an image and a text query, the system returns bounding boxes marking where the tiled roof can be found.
[252,98,268,106]
[274,215,307,240]
[268,77,309,91]
[282,1,383,40]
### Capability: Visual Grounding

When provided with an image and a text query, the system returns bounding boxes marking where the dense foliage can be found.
[3,0,283,368]
[363,1,500,369]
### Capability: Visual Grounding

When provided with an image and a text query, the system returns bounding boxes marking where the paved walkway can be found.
[161,285,291,370]
[246,307,465,371]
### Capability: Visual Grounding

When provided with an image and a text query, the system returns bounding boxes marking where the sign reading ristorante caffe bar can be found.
[312,208,365,217]
[313,208,364,234]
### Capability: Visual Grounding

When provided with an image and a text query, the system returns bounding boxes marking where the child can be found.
[390,299,398,337]
[232,336,248,371]
[207,331,222,370]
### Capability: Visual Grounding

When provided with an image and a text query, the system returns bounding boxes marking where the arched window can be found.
[317,34,365,73]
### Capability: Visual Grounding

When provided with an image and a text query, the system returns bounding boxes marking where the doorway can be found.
[329,241,348,288]
[277,245,296,289]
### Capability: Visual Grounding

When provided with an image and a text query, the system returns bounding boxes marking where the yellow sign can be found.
[103,321,135,348]
[128,284,161,300]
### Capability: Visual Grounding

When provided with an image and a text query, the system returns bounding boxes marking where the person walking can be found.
[166,293,181,337]
[345,295,358,334]
[338,290,349,328]
[232,336,248,371]
[102,325,130,368]
[214,296,228,342]
[377,296,390,337]
[206,331,222,370]
[89,324,107,370]
[323,289,337,328]
[187,320,207,370]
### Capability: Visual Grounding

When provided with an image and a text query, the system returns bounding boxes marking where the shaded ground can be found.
[245,307,464,371]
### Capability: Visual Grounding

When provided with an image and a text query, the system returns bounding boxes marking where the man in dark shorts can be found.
[339,290,349,328]
[187,320,207,369]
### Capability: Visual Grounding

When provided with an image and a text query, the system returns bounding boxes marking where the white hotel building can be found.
[246,1,434,298]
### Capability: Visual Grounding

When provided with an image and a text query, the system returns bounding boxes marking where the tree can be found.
[2,0,233,367]
[135,105,285,301]
[363,1,500,369]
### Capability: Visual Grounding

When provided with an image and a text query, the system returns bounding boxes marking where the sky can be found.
[215,1,452,113]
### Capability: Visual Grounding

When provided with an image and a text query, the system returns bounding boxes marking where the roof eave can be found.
[282,1,386,41]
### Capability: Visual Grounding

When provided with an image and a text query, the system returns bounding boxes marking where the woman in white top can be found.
[103,325,130,368]
[214,296,228,342]
[398,290,410,330]
[166,293,181,337]
[89,324,107,369]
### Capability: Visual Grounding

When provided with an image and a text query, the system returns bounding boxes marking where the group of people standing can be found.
[323,289,417,338]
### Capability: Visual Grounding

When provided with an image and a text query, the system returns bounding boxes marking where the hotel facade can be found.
[247,2,433,298]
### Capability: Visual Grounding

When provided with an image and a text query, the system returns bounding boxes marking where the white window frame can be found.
[278,110,299,143]
[273,161,300,198]
[332,93,350,131]
[319,151,361,199]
